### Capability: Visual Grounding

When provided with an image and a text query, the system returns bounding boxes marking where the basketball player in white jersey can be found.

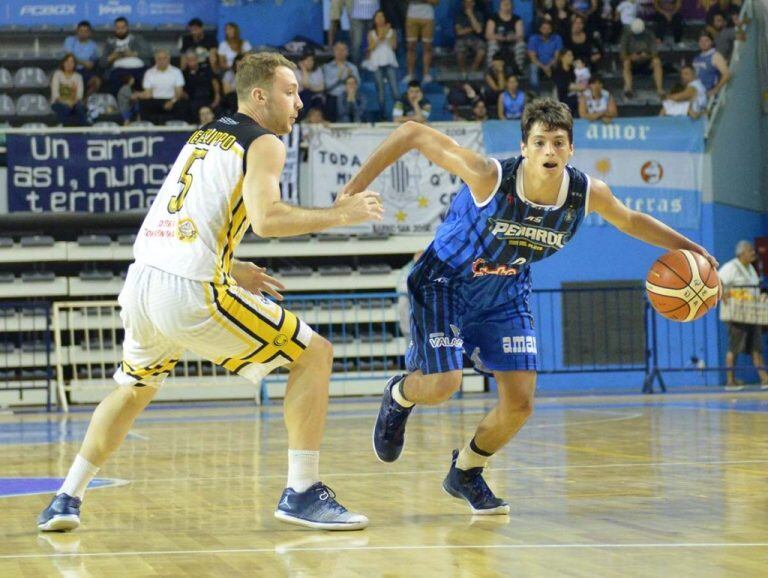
[38,52,382,532]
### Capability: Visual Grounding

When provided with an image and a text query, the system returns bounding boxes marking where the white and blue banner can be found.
[483,117,705,230]
[305,124,485,234]
[0,0,217,27]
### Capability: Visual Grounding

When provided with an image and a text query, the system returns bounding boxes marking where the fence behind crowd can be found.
[0,286,765,410]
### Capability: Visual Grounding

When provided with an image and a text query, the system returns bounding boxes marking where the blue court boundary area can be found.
[0,478,127,499]
[1,396,767,446]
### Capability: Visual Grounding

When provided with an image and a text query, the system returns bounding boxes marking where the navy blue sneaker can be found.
[274,482,368,531]
[372,374,413,463]
[37,493,81,532]
[442,450,510,515]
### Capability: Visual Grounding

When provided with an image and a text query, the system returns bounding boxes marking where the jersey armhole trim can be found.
[584,174,592,216]
[472,157,502,208]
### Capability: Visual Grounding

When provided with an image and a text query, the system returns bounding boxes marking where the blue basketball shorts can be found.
[404,262,538,376]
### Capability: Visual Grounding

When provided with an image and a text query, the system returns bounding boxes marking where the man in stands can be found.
[63,20,101,96]
[179,18,219,73]
[578,74,617,123]
[661,65,707,118]
[619,18,664,99]
[322,42,361,121]
[693,31,729,99]
[101,17,153,95]
[393,79,432,124]
[138,49,187,125]
[527,20,563,90]
[183,51,221,124]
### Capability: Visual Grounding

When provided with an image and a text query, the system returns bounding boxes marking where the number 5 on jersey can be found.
[168,148,208,214]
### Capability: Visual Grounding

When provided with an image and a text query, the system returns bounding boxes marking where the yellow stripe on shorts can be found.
[210,284,306,367]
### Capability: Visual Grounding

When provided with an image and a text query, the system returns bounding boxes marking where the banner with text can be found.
[7,131,187,213]
[0,0,217,27]
[305,124,485,234]
[6,126,301,213]
[483,117,705,230]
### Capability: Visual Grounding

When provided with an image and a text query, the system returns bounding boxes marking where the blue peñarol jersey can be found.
[429,156,591,281]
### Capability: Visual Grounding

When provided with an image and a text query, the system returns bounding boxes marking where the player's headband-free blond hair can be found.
[236,52,297,101]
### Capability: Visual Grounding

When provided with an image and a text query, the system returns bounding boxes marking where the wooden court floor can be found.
[1,391,767,577]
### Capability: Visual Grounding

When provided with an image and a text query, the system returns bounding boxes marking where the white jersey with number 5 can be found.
[133,113,272,284]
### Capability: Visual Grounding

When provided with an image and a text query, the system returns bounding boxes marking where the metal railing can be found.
[1,285,765,409]
[0,301,52,410]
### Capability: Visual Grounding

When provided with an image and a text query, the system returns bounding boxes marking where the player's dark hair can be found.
[521,97,573,144]
[114,17,128,25]
[77,20,91,29]
[188,17,203,28]
[407,80,422,89]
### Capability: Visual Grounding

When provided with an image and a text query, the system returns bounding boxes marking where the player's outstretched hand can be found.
[231,260,286,301]
[691,245,719,269]
[334,190,384,225]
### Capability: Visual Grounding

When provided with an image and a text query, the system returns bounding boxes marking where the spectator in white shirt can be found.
[218,22,252,71]
[661,65,707,118]
[719,240,768,390]
[350,0,381,64]
[138,49,186,124]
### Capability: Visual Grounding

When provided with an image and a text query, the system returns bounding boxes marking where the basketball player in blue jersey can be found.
[343,98,718,514]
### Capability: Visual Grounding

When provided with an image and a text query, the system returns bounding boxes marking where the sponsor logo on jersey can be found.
[502,335,537,354]
[524,215,543,223]
[472,258,518,277]
[428,325,463,349]
[273,334,288,347]
[176,218,198,242]
[487,218,570,249]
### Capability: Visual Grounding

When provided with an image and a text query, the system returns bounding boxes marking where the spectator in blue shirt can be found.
[63,20,101,96]
[497,74,525,119]
[337,75,367,122]
[527,20,563,89]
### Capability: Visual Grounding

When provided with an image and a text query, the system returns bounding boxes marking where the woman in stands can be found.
[363,10,400,121]
[218,22,252,72]
[50,54,88,126]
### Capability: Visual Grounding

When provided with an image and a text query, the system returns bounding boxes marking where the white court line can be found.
[126,431,150,441]
[137,457,768,484]
[5,542,768,560]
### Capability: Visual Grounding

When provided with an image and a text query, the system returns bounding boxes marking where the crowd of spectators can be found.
[42,0,745,127]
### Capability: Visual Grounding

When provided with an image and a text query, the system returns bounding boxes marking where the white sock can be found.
[391,378,414,408]
[287,449,320,493]
[456,443,490,471]
[58,455,100,500]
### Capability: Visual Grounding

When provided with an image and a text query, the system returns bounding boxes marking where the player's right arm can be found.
[243,135,383,238]
[343,121,500,205]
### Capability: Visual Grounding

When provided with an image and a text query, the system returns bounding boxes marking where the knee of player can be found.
[306,333,334,366]
[505,392,535,416]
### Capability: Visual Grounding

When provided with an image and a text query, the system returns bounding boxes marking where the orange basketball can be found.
[645,249,720,322]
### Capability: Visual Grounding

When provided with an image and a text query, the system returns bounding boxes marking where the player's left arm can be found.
[588,177,718,268]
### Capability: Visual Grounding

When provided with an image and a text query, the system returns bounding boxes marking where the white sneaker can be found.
[401,74,413,84]
[423,74,433,84]
[760,383,768,390]
[725,384,745,392]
